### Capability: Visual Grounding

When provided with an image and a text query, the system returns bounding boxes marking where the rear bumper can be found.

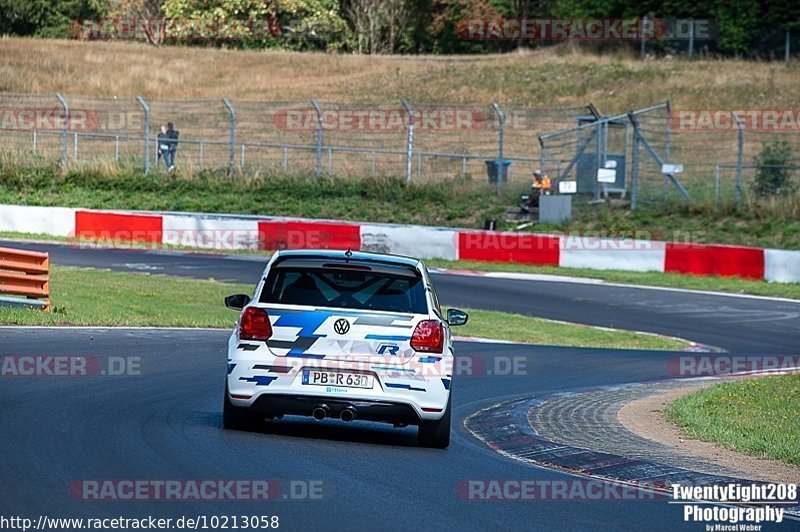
[249,394,421,425]
[227,335,453,422]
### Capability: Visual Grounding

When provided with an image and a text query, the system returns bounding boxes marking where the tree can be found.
[0,0,108,38]
[107,0,164,45]
[276,0,352,51]
[344,0,410,54]
[162,0,282,48]
[752,138,795,197]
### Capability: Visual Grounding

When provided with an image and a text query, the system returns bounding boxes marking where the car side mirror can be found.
[224,294,251,311]
[446,308,469,327]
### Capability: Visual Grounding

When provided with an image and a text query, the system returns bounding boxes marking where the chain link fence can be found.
[0,92,582,187]
[538,102,800,208]
[2,92,798,208]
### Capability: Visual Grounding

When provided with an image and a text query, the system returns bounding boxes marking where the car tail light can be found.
[411,320,443,353]
[239,307,272,341]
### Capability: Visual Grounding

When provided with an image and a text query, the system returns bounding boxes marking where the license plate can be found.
[302,370,374,389]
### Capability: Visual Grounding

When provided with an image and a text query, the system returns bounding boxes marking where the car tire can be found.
[418,392,451,449]
[223,382,259,431]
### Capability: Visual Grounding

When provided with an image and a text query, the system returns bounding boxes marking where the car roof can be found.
[274,249,421,268]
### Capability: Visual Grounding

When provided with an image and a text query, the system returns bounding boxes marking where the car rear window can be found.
[259,266,428,314]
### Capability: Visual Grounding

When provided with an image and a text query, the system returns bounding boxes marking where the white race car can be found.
[223,249,468,448]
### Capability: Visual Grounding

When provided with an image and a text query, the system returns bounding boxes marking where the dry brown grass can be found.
[2,37,799,111]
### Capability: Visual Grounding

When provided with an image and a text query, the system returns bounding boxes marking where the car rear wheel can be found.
[223,382,260,431]
[418,392,451,449]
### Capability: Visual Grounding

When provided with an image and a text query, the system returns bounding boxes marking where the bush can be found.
[752,139,796,197]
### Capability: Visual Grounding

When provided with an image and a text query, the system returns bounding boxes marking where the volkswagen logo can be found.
[333,318,350,335]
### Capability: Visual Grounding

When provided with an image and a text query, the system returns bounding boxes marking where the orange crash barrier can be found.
[0,246,50,311]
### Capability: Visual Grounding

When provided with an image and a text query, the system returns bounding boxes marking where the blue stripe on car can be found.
[239,376,278,386]
[227,363,237,374]
[441,378,451,390]
[385,382,426,392]
[365,334,410,341]
[418,356,441,363]
[371,366,416,373]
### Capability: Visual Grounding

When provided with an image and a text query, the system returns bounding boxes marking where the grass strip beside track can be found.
[666,374,800,467]
[2,233,798,300]
[0,266,690,350]
[0,167,798,250]
[426,259,800,300]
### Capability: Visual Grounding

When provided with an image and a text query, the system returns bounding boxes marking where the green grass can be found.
[531,200,800,251]
[666,375,800,466]
[0,164,510,229]
[426,259,800,300]
[0,266,688,350]
[458,308,689,350]
[2,230,798,300]
[1,266,253,327]
[1,163,799,248]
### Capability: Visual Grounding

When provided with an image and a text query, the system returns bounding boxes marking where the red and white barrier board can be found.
[0,203,798,284]
[559,236,666,273]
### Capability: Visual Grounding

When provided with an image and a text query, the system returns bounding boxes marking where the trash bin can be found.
[485,159,512,184]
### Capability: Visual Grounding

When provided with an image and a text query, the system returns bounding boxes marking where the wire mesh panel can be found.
[630,104,674,205]
[313,101,409,178]
[537,102,694,205]
[0,93,72,164]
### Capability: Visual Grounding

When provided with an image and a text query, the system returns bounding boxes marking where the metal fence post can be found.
[714,164,720,203]
[688,20,695,59]
[135,96,150,175]
[786,30,791,63]
[664,102,671,201]
[640,16,648,59]
[631,124,640,210]
[402,101,414,183]
[733,112,744,203]
[538,138,546,176]
[55,93,69,171]
[594,120,602,200]
[491,103,506,194]
[73,133,78,161]
[32,130,37,153]
[222,99,236,176]
[310,100,323,178]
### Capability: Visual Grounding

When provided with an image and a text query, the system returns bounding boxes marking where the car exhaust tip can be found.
[312,405,329,421]
[340,407,357,422]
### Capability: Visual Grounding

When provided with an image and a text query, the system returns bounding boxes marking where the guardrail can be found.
[0,247,50,310]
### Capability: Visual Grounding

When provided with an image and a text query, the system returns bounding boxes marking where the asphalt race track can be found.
[4,240,800,353]
[1,241,799,531]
